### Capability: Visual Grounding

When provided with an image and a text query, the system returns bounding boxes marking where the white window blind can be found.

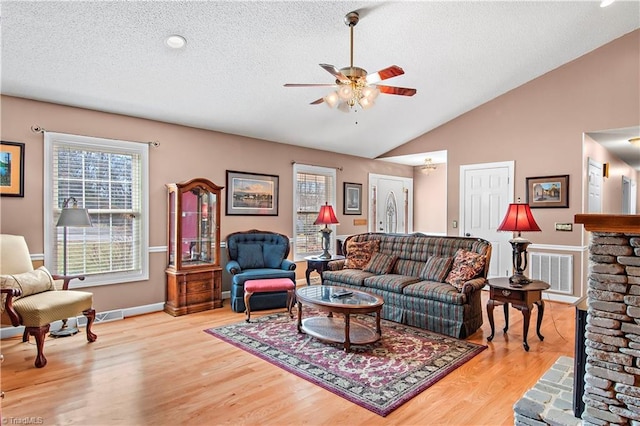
[44,132,149,287]
[293,164,336,260]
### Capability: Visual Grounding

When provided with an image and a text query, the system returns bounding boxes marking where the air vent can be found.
[530,253,573,294]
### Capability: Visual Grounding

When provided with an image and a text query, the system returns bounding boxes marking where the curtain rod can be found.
[291,160,343,171]
[30,125,160,147]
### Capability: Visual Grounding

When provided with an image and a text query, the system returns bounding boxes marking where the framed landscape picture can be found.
[0,141,25,197]
[226,170,279,216]
[343,182,362,215]
[526,175,569,208]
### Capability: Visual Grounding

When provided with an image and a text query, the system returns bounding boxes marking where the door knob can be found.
[465,233,471,237]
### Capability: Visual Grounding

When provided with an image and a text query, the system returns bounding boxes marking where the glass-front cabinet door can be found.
[165,178,223,316]
[167,178,222,271]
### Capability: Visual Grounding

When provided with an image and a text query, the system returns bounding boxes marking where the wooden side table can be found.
[486,277,550,351]
[304,255,345,285]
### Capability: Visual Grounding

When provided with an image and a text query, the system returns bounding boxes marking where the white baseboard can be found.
[1,291,233,339]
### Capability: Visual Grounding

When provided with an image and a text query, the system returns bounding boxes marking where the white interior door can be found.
[369,174,413,234]
[588,158,603,213]
[622,176,637,214]
[460,161,514,278]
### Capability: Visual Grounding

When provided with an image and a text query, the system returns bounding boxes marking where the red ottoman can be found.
[243,278,296,323]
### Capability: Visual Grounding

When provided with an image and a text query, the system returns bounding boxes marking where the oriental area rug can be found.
[205,310,486,416]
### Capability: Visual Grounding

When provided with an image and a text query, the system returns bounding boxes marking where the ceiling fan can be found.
[284,11,417,112]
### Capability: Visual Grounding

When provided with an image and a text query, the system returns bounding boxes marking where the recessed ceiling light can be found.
[600,0,615,7]
[165,35,186,49]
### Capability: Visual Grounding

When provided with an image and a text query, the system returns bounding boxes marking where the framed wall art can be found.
[226,170,279,216]
[0,141,25,197]
[526,174,569,208]
[343,182,362,215]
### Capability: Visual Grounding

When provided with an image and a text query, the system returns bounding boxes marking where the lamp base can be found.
[318,251,332,260]
[509,237,533,287]
[50,326,79,338]
[318,226,333,260]
[509,273,532,286]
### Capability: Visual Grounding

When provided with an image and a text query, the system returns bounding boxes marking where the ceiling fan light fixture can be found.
[324,92,339,108]
[359,96,375,109]
[361,86,380,101]
[337,85,354,101]
[284,11,416,112]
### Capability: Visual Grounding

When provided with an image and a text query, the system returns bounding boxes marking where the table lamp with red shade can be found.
[497,201,541,286]
[314,202,339,259]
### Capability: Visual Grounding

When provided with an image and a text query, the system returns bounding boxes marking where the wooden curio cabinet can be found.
[164,178,223,316]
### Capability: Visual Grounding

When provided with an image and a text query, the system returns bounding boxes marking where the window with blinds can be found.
[44,132,149,287]
[293,164,336,260]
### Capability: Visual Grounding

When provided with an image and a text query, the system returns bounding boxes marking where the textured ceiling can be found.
[1,1,639,163]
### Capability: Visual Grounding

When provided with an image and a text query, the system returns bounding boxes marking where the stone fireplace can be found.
[575,214,640,425]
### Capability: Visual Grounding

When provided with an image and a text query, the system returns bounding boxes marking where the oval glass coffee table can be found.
[296,285,384,352]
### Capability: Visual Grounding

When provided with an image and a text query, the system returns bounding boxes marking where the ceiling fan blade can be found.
[310,98,325,105]
[366,65,405,84]
[376,85,417,97]
[319,64,350,83]
[284,83,338,88]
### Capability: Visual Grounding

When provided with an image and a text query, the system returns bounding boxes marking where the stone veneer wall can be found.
[583,231,640,425]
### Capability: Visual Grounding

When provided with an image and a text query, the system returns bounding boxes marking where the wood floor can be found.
[1,290,576,425]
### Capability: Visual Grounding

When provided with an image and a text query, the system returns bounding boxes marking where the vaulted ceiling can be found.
[2,1,638,163]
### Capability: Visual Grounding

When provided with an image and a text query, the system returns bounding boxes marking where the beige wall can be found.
[413,164,447,234]
[384,30,639,245]
[383,30,639,298]
[0,96,412,312]
[584,134,640,214]
[1,30,638,311]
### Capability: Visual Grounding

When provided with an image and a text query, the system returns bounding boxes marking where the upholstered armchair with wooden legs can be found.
[0,234,96,368]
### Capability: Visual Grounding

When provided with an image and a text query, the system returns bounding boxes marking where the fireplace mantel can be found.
[574,214,640,233]
[570,213,640,424]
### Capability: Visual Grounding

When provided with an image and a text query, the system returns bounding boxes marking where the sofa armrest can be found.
[281,259,296,271]
[327,260,345,271]
[226,260,241,275]
[461,277,487,294]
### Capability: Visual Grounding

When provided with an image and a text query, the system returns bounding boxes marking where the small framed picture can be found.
[226,170,279,216]
[0,141,25,197]
[343,182,362,215]
[526,175,569,208]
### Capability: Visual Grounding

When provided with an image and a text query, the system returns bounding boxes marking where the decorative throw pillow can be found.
[344,240,379,270]
[363,252,397,275]
[445,249,486,290]
[419,256,454,282]
[236,243,265,269]
[0,266,55,310]
[263,243,287,269]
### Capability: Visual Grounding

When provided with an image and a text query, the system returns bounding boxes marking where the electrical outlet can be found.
[555,223,573,231]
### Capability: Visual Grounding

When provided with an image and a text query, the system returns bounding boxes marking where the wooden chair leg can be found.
[244,291,253,323]
[83,308,97,342]
[22,329,29,343]
[286,290,294,318]
[26,325,50,368]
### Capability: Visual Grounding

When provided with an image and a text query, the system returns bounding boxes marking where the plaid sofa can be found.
[322,233,492,338]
